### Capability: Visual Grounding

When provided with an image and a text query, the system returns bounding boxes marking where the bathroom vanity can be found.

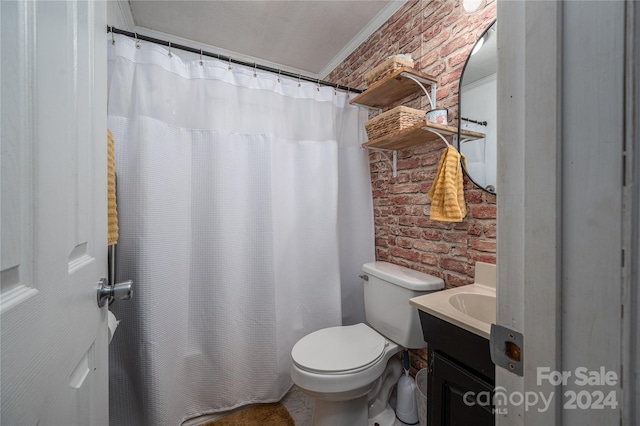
[409,262,496,426]
[417,311,494,425]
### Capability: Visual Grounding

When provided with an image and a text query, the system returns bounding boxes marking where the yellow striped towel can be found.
[427,145,468,222]
[107,129,119,245]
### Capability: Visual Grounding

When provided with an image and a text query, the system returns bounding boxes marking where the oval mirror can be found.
[457,21,497,194]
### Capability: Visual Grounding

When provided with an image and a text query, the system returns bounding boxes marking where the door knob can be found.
[97,277,133,307]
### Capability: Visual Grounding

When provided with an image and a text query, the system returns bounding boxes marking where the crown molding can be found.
[318,0,408,79]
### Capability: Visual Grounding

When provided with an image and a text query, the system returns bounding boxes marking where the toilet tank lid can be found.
[363,262,444,291]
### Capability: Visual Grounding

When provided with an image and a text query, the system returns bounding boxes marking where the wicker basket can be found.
[365,55,415,87]
[365,106,424,141]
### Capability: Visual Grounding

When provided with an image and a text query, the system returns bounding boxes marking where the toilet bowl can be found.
[291,324,400,425]
[291,262,444,426]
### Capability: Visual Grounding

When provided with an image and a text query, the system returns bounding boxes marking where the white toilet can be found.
[290,261,444,426]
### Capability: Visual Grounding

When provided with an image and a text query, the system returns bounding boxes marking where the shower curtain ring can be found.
[134,32,140,49]
[297,74,301,87]
[110,26,115,45]
[167,41,172,58]
[253,63,257,77]
[228,56,232,70]
[277,69,281,83]
[199,49,203,66]
[317,78,321,91]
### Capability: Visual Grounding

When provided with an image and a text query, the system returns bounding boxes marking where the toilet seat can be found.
[291,323,387,374]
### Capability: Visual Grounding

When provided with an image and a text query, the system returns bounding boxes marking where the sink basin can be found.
[448,293,496,324]
[410,283,496,339]
[409,262,497,338]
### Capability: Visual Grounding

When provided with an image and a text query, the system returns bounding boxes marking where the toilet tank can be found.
[363,261,444,349]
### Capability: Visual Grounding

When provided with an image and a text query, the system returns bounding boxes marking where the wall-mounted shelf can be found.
[352,65,484,178]
[362,121,485,151]
[349,68,438,109]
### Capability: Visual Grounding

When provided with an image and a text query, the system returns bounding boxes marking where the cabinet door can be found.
[429,352,494,426]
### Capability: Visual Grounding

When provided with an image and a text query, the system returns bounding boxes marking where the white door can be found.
[1,1,109,425]
[496,1,629,425]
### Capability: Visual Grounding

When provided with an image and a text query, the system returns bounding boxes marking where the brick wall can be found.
[326,0,497,372]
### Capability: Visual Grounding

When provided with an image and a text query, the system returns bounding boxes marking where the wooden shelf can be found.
[362,121,485,151]
[349,68,439,109]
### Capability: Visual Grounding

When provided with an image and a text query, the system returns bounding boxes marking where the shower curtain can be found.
[107,35,374,426]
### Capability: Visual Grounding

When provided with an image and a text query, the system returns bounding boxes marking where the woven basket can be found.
[365,106,424,141]
[365,55,415,87]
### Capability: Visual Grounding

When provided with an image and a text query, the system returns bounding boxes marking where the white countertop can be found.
[409,262,496,339]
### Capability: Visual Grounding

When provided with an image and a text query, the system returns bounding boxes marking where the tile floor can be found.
[281,386,314,426]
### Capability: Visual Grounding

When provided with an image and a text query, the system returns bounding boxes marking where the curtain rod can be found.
[108,26,363,94]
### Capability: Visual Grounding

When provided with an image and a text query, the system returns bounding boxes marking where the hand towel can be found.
[107,129,119,245]
[427,145,467,222]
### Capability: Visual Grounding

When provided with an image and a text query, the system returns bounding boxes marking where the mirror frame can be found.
[456,19,497,195]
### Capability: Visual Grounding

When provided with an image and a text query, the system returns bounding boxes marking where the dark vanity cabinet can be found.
[418,311,495,426]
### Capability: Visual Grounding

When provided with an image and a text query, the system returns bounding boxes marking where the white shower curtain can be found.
[107,35,374,426]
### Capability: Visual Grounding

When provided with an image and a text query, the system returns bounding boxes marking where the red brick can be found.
[466,190,484,204]
[397,226,422,238]
[440,32,477,58]
[484,192,497,204]
[422,228,443,241]
[397,157,421,170]
[422,152,442,166]
[416,216,455,229]
[395,172,411,183]
[390,183,421,194]
[421,252,439,266]
[440,257,473,275]
[413,240,450,253]
[443,232,468,243]
[398,216,416,226]
[375,237,388,248]
[424,2,455,30]
[484,223,497,238]
[440,66,464,86]
[468,252,497,264]
[419,50,440,69]
[448,50,470,68]
[411,170,430,182]
[408,205,424,216]
[447,273,474,287]
[397,237,414,249]
[472,205,497,219]
[390,195,411,205]
[390,246,420,262]
[450,245,468,257]
[467,222,482,237]
[377,248,389,260]
[470,238,497,253]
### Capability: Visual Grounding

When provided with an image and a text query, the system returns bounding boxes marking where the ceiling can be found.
[128,0,406,77]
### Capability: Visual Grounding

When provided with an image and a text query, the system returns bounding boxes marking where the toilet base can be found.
[368,404,397,426]
[312,395,368,426]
